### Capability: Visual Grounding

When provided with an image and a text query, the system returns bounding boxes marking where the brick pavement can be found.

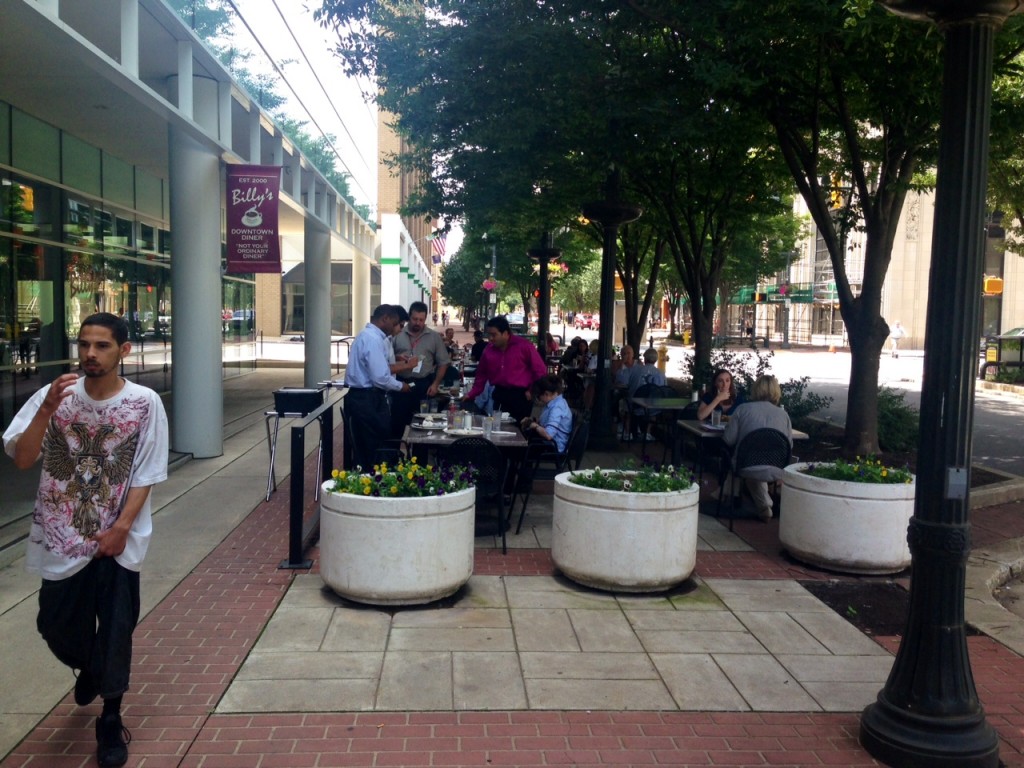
[3,414,1024,767]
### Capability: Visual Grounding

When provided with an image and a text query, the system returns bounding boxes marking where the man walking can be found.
[3,312,168,768]
[463,315,547,422]
[391,301,450,436]
[344,305,412,469]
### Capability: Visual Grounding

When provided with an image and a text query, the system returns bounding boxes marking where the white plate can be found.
[702,423,725,432]
[445,427,484,437]
[489,429,517,436]
[411,422,447,430]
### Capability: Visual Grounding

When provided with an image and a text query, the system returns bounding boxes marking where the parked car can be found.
[574,313,594,330]
[592,313,600,330]
[505,312,526,332]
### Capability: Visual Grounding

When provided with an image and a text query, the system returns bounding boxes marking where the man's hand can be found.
[426,382,440,397]
[42,373,79,415]
[91,523,130,558]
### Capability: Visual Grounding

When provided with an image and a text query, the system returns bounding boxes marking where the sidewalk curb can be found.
[967,538,1024,657]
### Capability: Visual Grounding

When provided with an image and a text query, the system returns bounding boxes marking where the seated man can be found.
[624,348,667,439]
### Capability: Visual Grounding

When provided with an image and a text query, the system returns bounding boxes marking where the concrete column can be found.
[37,0,59,15]
[248,108,261,163]
[193,76,219,136]
[168,127,223,458]
[303,222,331,386]
[353,254,371,330]
[380,214,401,305]
[120,0,139,77]
[176,41,193,118]
[217,80,231,145]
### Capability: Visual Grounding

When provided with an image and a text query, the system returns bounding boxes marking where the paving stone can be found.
[775,653,893,684]
[524,678,676,710]
[637,628,767,655]
[453,652,528,709]
[387,626,516,651]
[216,679,378,713]
[704,578,829,613]
[451,575,509,608]
[568,609,645,652]
[801,681,888,712]
[650,653,750,710]
[520,651,659,680]
[377,651,452,710]
[625,609,744,632]
[511,608,580,652]
[320,606,392,652]
[734,611,829,655]
[255,606,333,651]
[713,653,821,711]
[788,610,894,656]
[391,607,511,629]
[505,575,620,609]
[235,651,382,680]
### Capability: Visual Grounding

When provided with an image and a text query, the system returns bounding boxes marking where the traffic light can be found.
[533,289,541,298]
[753,292,767,303]
[983,276,1004,295]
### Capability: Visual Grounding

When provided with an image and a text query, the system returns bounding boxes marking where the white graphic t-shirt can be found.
[3,378,168,580]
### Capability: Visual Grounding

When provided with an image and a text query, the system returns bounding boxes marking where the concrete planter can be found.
[779,463,915,575]
[319,483,475,605]
[551,471,700,592]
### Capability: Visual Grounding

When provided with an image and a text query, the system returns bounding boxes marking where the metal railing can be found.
[279,396,334,569]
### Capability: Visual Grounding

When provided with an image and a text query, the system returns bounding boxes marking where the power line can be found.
[223,0,375,206]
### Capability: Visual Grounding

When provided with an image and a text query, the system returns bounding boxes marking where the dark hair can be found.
[409,301,428,316]
[487,316,510,334]
[710,368,738,400]
[473,330,484,339]
[394,305,409,323]
[81,312,128,345]
[371,304,399,321]
[532,374,564,397]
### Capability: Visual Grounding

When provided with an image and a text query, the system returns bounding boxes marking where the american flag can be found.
[431,231,447,263]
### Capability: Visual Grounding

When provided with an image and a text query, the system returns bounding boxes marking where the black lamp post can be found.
[860,2,1021,766]
[582,171,642,450]
[529,233,560,360]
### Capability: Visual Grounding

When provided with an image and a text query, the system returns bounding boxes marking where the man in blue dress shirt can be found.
[344,305,411,469]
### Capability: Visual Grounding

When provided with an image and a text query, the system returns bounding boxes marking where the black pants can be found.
[344,388,391,470]
[37,557,141,700]
[492,385,532,423]
[390,377,432,438]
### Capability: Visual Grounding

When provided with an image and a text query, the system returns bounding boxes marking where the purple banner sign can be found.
[226,165,282,274]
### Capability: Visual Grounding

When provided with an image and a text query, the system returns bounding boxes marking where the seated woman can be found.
[697,368,746,421]
[520,374,573,453]
[545,332,560,357]
[721,375,792,521]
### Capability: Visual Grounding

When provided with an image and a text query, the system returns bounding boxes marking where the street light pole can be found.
[582,171,642,450]
[529,233,559,361]
[781,251,792,349]
[860,2,1021,766]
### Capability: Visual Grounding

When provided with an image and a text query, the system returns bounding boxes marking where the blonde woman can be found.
[722,375,792,521]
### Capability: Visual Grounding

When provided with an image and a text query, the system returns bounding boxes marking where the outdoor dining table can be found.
[402,415,530,536]
[628,397,698,465]
[676,418,809,481]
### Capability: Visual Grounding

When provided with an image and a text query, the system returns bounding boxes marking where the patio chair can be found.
[265,387,325,501]
[443,437,511,553]
[715,427,791,531]
[513,415,590,535]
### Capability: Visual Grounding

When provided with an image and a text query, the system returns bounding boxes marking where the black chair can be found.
[634,383,676,449]
[265,388,325,501]
[443,437,511,553]
[716,427,791,531]
[513,416,590,535]
[667,400,702,467]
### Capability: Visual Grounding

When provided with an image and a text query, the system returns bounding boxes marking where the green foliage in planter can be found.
[803,455,913,484]
[569,463,694,493]
[877,387,919,452]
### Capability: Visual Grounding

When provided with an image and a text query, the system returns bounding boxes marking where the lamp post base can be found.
[861,698,999,768]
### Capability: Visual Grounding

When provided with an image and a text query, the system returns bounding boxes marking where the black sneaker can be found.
[95,712,131,767]
[73,668,97,706]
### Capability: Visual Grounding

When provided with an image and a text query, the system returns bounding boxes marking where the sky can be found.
[225,0,464,256]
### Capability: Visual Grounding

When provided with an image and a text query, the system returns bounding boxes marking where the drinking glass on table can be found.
[711,410,721,427]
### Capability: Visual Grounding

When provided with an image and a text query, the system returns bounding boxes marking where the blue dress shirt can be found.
[345,323,404,391]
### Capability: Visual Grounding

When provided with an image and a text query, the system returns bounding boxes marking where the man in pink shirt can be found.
[463,315,547,422]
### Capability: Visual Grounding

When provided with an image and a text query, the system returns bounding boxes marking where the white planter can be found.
[319,484,475,605]
[552,471,700,592]
[779,463,915,575]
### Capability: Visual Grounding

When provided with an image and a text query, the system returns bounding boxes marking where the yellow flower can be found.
[363,486,371,495]
[339,471,347,480]
[331,469,340,479]
[407,472,414,480]
[390,486,398,494]
[362,476,371,485]
[881,469,888,477]
[411,456,418,464]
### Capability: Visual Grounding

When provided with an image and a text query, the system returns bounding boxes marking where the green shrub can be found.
[877,387,919,452]
[780,377,834,426]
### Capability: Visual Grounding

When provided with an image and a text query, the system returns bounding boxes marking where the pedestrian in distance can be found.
[2,312,169,768]
[889,321,906,358]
